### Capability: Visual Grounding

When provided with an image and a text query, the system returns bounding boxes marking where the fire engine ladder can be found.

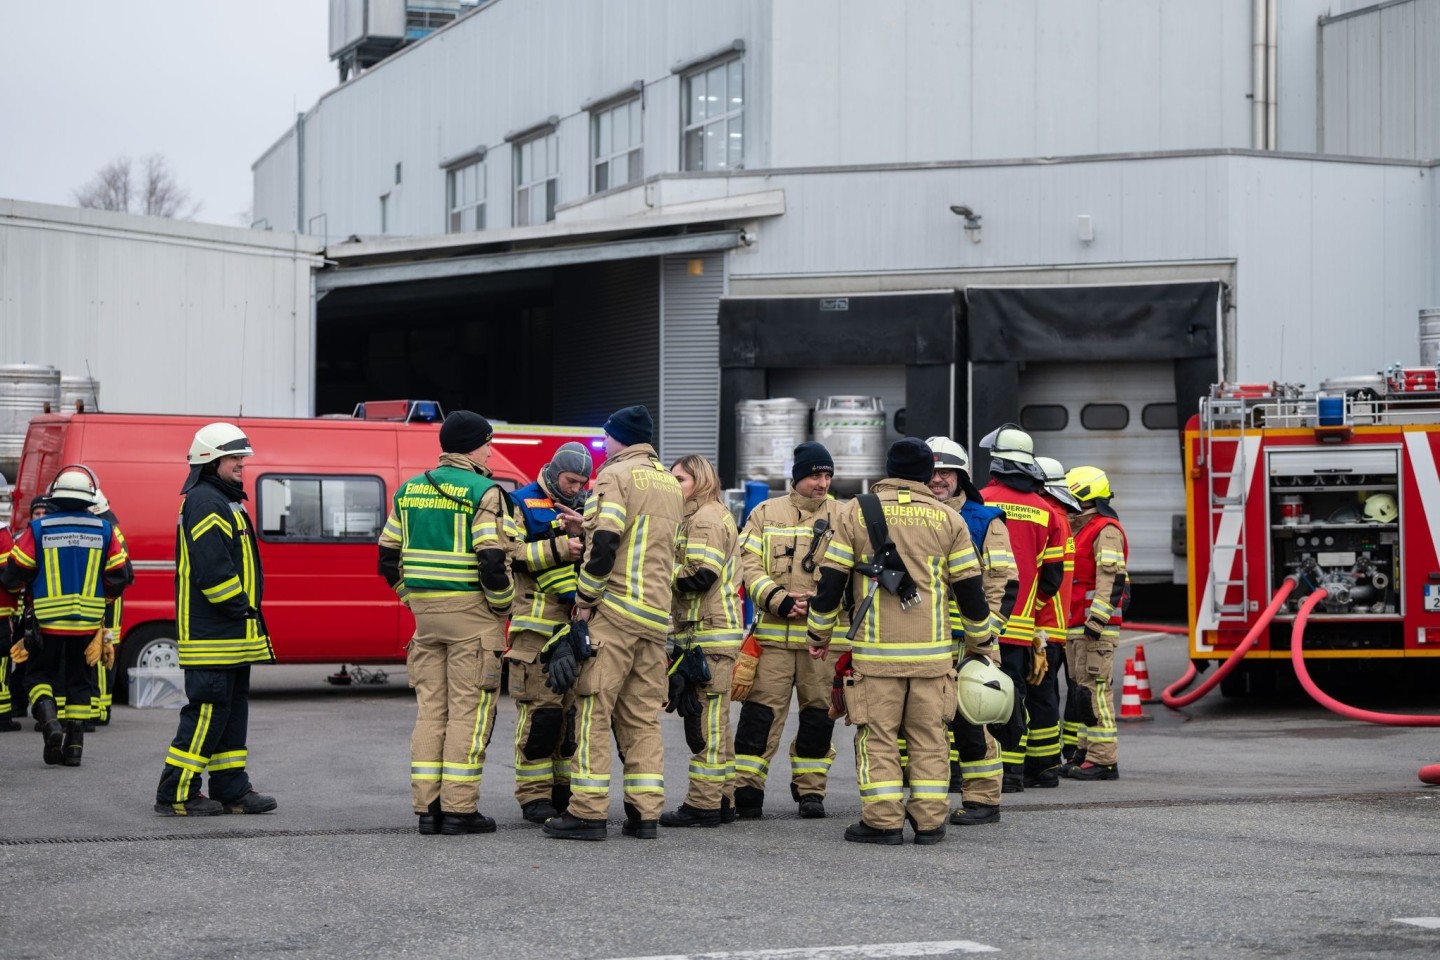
[1200,394,1252,624]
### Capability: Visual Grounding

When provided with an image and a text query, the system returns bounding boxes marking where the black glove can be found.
[567,618,594,662]
[665,648,704,720]
[1083,622,1102,643]
[683,709,707,754]
[542,627,579,694]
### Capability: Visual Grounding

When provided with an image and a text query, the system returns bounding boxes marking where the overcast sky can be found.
[0,1,336,227]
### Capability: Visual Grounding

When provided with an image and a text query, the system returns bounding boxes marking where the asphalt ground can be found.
[3,632,1439,960]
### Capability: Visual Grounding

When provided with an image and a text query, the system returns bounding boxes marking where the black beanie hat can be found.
[603,405,653,446]
[790,441,834,484]
[886,438,935,484]
[439,410,494,454]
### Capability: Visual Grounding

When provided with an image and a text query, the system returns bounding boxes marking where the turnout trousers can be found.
[506,632,575,808]
[156,665,253,805]
[1023,640,1064,775]
[28,630,99,723]
[407,600,503,814]
[852,674,956,832]
[733,645,836,799]
[682,652,736,811]
[566,609,668,821]
[996,644,1033,778]
[1067,634,1118,765]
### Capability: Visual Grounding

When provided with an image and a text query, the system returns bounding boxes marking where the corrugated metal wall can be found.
[0,200,323,417]
[551,257,660,431]
[658,251,725,464]
[1319,0,1440,160]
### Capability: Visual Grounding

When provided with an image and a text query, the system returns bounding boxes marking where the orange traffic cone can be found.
[1132,644,1157,703]
[1118,657,1152,723]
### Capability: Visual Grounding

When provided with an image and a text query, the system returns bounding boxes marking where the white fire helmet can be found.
[979,423,1037,466]
[924,436,970,473]
[48,465,101,508]
[1362,492,1397,524]
[1035,456,1080,511]
[956,656,1015,726]
[188,422,255,465]
[89,486,111,516]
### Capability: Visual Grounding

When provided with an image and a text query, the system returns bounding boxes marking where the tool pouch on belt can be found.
[828,651,854,722]
[730,627,760,701]
[840,668,870,727]
[1027,635,1048,686]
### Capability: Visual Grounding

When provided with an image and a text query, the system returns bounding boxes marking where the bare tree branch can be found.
[73,156,133,212]
[73,153,199,219]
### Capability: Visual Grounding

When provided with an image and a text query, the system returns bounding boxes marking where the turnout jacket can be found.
[978,479,1067,647]
[737,490,848,649]
[175,475,271,666]
[1033,496,1076,641]
[0,528,16,619]
[806,479,992,678]
[575,443,684,641]
[378,453,516,614]
[944,492,1018,645]
[673,499,743,654]
[3,509,131,635]
[1066,510,1128,641]
[506,476,580,652]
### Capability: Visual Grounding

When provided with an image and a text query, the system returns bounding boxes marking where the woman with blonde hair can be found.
[660,454,744,828]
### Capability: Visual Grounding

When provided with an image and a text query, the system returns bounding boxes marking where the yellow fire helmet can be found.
[1066,465,1112,502]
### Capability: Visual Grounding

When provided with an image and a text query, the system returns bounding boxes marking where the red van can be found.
[8,409,604,695]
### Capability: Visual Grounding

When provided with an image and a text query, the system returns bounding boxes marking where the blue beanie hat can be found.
[603,405,653,447]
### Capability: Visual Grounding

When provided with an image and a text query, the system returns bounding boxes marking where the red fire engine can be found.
[1185,366,1440,694]
[8,403,605,698]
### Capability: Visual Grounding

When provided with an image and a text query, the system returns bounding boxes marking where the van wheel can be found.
[114,624,181,705]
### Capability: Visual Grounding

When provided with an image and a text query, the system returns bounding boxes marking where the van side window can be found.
[258,475,386,542]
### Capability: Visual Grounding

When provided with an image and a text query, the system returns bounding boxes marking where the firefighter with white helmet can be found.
[976,423,1068,793]
[155,423,278,815]
[1028,456,1079,784]
[2,464,132,766]
[1061,465,1129,781]
[920,435,1017,826]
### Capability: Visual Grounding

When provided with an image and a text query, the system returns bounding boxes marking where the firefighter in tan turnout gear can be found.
[923,436,1017,827]
[544,405,685,841]
[807,439,997,845]
[379,411,516,836]
[1061,466,1129,781]
[733,441,846,820]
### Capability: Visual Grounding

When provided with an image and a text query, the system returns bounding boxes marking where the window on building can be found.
[379,193,391,234]
[257,475,386,542]
[1020,404,1069,432]
[592,96,643,193]
[514,132,558,226]
[682,56,743,171]
[1142,402,1179,430]
[1081,403,1130,431]
[447,160,486,233]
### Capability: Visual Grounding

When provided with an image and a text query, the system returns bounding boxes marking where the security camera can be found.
[949,205,974,218]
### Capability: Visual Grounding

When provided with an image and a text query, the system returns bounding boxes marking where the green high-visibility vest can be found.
[393,466,498,592]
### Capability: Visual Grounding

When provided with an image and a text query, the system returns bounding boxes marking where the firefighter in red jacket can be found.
[1027,456,1080,787]
[976,424,1066,794]
[0,523,22,732]
[1061,466,1129,781]
[1,467,132,766]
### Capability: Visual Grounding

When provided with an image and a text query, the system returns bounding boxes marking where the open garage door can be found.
[1017,362,1184,581]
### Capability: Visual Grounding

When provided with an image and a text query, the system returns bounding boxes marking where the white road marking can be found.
[1395,917,1440,929]
[1118,631,1171,647]
[600,941,999,960]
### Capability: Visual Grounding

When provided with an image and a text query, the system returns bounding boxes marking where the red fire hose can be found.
[1161,576,1297,709]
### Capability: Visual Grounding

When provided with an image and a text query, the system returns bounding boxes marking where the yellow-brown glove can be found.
[84,628,105,667]
[1027,635,1048,686]
[100,629,117,670]
[730,631,761,701]
[9,638,28,664]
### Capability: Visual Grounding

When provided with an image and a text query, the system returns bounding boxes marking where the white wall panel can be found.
[0,201,322,417]
[1036,1,1100,157]
[1097,0,1161,153]
[970,0,1038,159]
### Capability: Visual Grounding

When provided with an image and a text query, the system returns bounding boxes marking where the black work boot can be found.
[543,812,607,841]
[621,801,657,839]
[1023,768,1060,789]
[734,785,764,820]
[905,812,946,845]
[797,794,826,819]
[1001,773,1025,794]
[1058,749,1088,778]
[551,782,573,814]
[440,810,497,835]
[417,799,443,835]
[719,796,738,824]
[521,799,559,824]
[61,721,84,767]
[221,790,278,815]
[154,794,224,817]
[950,802,1001,826]
[660,803,721,828]
[844,820,903,845]
[33,698,63,766]
[1068,761,1119,781]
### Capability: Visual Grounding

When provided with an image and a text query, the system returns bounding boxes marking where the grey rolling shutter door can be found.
[552,258,660,430]
[659,252,725,464]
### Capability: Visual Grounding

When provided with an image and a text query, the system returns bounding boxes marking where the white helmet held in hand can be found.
[956,656,1015,726]
[188,422,254,465]
[925,436,970,473]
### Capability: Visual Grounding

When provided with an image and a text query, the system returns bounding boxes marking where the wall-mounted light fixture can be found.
[950,204,982,243]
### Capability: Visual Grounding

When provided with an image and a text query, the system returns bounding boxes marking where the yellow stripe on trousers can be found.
[177,702,214,803]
